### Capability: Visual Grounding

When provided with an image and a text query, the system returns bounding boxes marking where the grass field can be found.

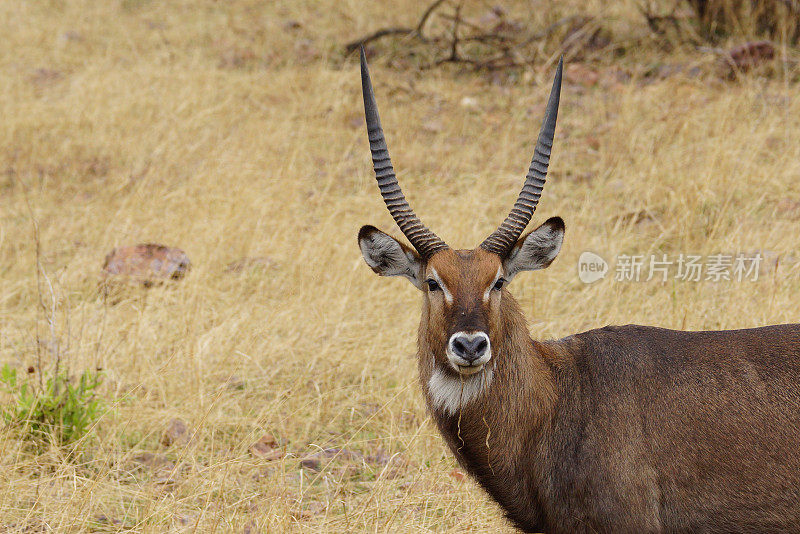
[1,0,800,531]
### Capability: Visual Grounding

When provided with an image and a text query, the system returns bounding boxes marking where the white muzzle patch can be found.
[446,331,492,375]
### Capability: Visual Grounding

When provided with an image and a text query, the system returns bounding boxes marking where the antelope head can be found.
[357,48,564,386]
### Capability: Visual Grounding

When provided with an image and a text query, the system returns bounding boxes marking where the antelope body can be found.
[356,48,800,533]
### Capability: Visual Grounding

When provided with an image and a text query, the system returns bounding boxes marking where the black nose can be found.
[450,334,489,363]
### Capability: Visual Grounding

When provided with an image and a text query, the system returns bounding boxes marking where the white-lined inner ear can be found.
[503,220,564,281]
[358,228,424,289]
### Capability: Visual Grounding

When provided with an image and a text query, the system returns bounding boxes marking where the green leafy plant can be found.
[0,364,105,447]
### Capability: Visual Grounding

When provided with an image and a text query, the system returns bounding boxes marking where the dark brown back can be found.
[486,323,800,532]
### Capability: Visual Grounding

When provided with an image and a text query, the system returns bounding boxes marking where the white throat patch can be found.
[427,367,494,416]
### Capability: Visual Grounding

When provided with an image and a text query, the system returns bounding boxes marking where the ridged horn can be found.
[480,56,563,257]
[360,46,448,259]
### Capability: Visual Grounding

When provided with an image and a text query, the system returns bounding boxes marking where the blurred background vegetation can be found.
[0,0,799,532]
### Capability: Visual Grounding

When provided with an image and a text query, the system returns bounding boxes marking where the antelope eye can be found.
[493,278,507,291]
[426,279,441,292]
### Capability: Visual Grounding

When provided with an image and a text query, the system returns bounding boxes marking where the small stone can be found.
[422,119,443,134]
[103,244,190,283]
[94,515,122,526]
[259,449,286,461]
[161,418,191,447]
[609,179,625,192]
[614,209,657,227]
[145,19,168,30]
[726,41,775,72]
[777,198,800,220]
[223,375,246,390]
[300,458,321,471]
[365,449,392,466]
[154,476,176,487]
[29,68,62,88]
[282,20,302,31]
[133,452,175,470]
[566,63,600,87]
[294,39,318,63]
[300,448,362,473]
[218,46,257,69]
[291,502,326,521]
[60,31,84,43]
[250,434,280,459]
[460,96,479,109]
[344,113,363,129]
[450,469,466,481]
[176,514,196,526]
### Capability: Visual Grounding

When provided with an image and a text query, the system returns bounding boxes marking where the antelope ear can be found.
[358,225,424,289]
[503,217,564,281]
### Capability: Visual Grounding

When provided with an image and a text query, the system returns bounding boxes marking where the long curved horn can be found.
[360,47,448,259]
[481,57,563,257]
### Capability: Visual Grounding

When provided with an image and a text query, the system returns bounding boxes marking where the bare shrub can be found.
[346,1,612,70]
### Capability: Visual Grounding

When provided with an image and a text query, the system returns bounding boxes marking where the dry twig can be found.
[346,1,592,71]
[344,0,447,53]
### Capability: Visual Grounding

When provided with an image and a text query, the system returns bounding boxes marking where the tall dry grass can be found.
[0,0,799,531]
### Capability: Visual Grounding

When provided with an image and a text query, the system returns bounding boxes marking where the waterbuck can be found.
[356,48,800,533]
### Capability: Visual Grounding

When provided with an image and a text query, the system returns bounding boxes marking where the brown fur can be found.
[415,248,800,533]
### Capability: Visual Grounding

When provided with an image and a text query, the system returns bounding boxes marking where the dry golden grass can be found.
[1,0,799,532]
